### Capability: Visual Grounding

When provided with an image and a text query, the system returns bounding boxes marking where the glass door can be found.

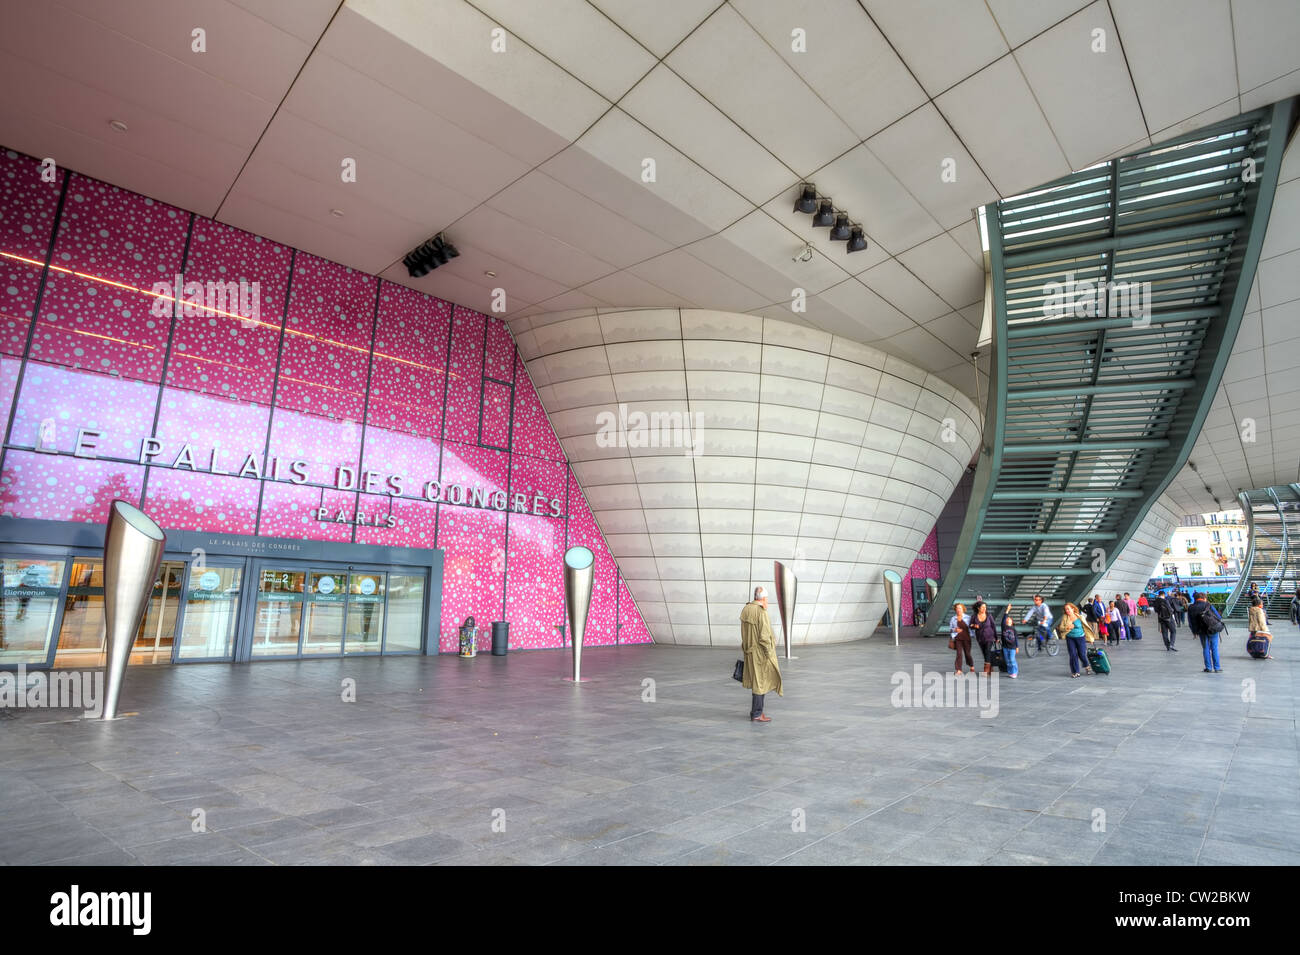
[303,571,347,656]
[1,557,67,666]
[134,561,185,664]
[54,558,105,666]
[251,567,305,658]
[345,572,385,654]
[177,562,243,661]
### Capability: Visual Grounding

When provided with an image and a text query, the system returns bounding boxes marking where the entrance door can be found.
[176,562,242,661]
[53,558,186,666]
[303,571,348,656]
[251,567,306,658]
[345,572,385,654]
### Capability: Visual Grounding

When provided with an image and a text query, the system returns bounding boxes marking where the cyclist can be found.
[1023,594,1052,652]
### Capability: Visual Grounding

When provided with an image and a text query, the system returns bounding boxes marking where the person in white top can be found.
[1107,600,1124,646]
[1023,594,1052,651]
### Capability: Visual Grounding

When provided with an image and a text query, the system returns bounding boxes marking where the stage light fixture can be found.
[793,184,817,214]
[846,226,868,253]
[829,213,852,241]
[403,232,459,278]
[812,200,835,227]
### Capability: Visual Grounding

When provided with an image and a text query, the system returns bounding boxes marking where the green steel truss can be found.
[1223,485,1300,620]
[926,100,1296,632]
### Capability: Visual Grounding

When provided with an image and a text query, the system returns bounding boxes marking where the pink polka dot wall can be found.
[0,147,652,651]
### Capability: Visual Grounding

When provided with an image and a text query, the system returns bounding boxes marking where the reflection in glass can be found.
[178,564,242,660]
[0,558,67,665]
[252,567,304,657]
[303,571,346,655]
[345,573,385,654]
[134,561,185,664]
[384,573,424,653]
[54,559,106,666]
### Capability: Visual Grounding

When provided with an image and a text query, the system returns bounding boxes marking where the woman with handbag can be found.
[1057,603,1093,678]
[951,602,974,675]
[971,601,998,676]
[1247,595,1273,659]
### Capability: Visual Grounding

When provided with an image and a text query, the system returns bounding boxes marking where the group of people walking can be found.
[737,580,1285,722]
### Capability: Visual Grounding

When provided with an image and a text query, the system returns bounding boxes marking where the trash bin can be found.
[491,621,509,656]
[458,616,477,657]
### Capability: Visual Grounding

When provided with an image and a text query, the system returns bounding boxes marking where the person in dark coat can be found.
[1187,591,1223,673]
[971,602,999,676]
[1151,590,1177,651]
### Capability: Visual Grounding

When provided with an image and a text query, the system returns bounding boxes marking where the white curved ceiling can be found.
[1,0,1297,513]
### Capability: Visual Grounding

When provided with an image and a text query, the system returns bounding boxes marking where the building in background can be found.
[1152,510,1249,583]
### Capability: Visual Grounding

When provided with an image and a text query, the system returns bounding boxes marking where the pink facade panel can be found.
[367,284,450,438]
[257,482,357,542]
[31,275,172,383]
[504,512,566,649]
[361,426,440,499]
[54,174,188,289]
[511,353,565,462]
[0,150,64,264]
[355,493,438,549]
[267,407,362,488]
[154,387,272,466]
[484,316,514,382]
[901,526,942,627]
[436,504,507,651]
[1,450,144,522]
[167,219,290,406]
[442,306,484,445]
[11,364,158,460]
[508,453,568,513]
[440,441,509,496]
[617,575,653,644]
[480,378,511,448]
[144,468,260,535]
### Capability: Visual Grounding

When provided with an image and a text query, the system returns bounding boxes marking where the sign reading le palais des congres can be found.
[41,426,564,523]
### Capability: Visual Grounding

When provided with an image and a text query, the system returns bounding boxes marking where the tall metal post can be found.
[101,500,166,720]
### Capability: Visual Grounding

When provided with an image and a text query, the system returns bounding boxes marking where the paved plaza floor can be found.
[2,620,1297,865]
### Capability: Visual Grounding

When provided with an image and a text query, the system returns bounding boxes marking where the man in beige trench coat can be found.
[741,586,783,722]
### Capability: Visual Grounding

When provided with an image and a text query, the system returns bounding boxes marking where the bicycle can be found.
[1020,624,1059,658]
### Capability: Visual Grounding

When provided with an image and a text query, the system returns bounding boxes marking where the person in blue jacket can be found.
[1187,591,1224,673]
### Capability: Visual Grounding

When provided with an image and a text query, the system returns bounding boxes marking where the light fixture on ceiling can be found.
[108,119,128,132]
[403,232,459,278]
[793,183,817,214]
[793,184,869,254]
[329,208,345,218]
[792,242,814,263]
[484,270,497,278]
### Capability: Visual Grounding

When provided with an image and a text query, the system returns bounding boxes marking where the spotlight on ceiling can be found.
[812,200,835,227]
[403,233,459,278]
[793,183,818,214]
[829,213,852,241]
[846,226,868,253]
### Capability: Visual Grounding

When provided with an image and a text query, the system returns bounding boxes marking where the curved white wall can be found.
[515,309,981,645]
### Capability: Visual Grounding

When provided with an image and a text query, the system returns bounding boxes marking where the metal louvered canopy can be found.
[926,99,1297,630]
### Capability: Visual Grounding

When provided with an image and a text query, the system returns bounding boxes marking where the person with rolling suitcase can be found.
[1247,595,1273,660]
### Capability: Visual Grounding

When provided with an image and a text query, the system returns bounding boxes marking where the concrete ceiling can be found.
[1,0,1298,513]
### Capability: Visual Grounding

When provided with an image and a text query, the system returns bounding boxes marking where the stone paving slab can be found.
[1,621,1296,865]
